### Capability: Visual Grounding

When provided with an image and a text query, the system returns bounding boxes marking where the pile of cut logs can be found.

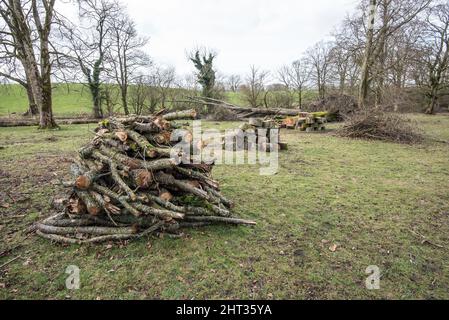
[238,118,288,152]
[281,114,327,132]
[35,109,256,244]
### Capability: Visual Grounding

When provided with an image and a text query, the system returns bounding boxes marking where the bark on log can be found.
[76,190,102,216]
[98,145,176,171]
[155,172,216,204]
[111,165,137,201]
[36,221,164,244]
[162,109,197,121]
[36,223,137,236]
[204,186,234,209]
[186,97,302,118]
[132,122,162,134]
[131,203,185,220]
[174,167,219,189]
[92,184,140,217]
[0,118,99,128]
[125,130,159,158]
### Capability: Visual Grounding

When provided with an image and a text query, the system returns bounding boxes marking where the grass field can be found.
[1,114,449,299]
[0,84,319,118]
[0,84,94,117]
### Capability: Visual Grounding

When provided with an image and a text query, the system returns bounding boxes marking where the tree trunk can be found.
[39,39,58,129]
[91,86,103,119]
[425,87,438,115]
[39,91,58,129]
[121,84,129,115]
[359,0,377,109]
[23,84,38,116]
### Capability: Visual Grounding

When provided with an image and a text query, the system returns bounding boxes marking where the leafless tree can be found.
[107,14,150,115]
[149,66,176,109]
[128,66,177,115]
[227,74,242,92]
[358,0,432,108]
[0,0,58,128]
[242,65,269,108]
[278,58,310,108]
[129,75,150,115]
[64,0,120,118]
[305,41,333,100]
[418,2,449,114]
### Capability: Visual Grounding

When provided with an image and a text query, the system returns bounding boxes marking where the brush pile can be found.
[336,109,423,144]
[35,109,256,244]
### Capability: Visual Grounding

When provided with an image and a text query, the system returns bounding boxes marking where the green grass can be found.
[0,84,94,117]
[1,114,449,299]
[224,90,319,107]
[0,83,318,118]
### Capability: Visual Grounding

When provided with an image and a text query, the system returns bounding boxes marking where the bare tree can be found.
[374,0,432,105]
[329,44,357,95]
[242,65,269,108]
[419,2,449,114]
[0,0,58,128]
[306,41,333,100]
[358,0,432,108]
[129,75,150,115]
[65,0,120,118]
[108,14,149,115]
[227,74,242,92]
[150,66,176,109]
[278,59,310,108]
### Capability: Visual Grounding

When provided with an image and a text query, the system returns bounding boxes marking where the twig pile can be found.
[336,109,423,144]
[36,109,256,244]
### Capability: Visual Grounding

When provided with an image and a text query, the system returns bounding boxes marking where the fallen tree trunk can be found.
[0,118,99,128]
[185,97,303,118]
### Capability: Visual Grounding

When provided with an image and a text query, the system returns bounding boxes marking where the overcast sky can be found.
[126,0,360,76]
[64,0,360,76]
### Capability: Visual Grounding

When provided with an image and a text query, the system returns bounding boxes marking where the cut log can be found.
[36,223,137,236]
[159,189,174,202]
[76,190,102,216]
[125,130,159,158]
[249,118,264,127]
[162,109,197,121]
[130,169,153,189]
[75,170,99,190]
[133,122,162,134]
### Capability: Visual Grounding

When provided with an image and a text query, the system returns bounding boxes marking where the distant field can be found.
[0,84,93,117]
[0,84,245,117]
[0,83,320,118]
